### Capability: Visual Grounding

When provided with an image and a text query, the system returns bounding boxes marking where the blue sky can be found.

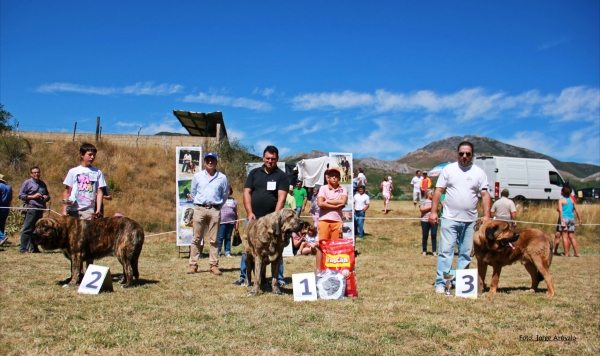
[2,1,599,164]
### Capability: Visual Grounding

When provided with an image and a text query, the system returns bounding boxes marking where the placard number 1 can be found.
[292,273,317,301]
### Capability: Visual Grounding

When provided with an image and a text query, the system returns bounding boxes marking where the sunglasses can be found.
[458,152,472,157]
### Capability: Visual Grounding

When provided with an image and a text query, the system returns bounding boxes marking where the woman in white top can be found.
[380,176,393,215]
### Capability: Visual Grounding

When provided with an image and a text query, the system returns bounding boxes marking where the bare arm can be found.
[61,186,72,216]
[276,190,287,211]
[429,187,445,225]
[481,190,491,223]
[573,202,582,227]
[243,187,255,221]
[95,187,104,216]
[511,211,517,227]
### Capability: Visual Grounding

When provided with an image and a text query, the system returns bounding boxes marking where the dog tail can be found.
[538,243,554,282]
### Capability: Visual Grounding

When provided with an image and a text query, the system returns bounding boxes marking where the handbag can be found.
[232,228,242,247]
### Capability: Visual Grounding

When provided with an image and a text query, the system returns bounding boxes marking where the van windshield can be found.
[549,171,564,187]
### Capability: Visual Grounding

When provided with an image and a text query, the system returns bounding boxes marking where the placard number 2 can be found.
[86,271,103,289]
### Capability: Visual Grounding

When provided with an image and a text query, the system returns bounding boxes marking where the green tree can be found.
[0,104,13,132]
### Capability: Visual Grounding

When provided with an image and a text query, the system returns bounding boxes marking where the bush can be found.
[0,133,31,173]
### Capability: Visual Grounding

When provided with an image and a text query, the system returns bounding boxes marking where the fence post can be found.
[136,126,142,150]
[95,117,100,142]
[163,135,168,154]
[73,122,77,141]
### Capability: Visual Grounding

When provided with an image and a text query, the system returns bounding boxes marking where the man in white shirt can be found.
[353,185,370,238]
[187,152,229,276]
[410,170,423,210]
[429,142,491,294]
[491,189,517,227]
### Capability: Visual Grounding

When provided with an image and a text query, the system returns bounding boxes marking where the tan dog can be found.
[473,220,555,296]
[33,216,144,288]
[243,208,305,296]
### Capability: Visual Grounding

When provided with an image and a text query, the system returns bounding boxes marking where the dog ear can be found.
[485,224,498,242]
[271,211,282,236]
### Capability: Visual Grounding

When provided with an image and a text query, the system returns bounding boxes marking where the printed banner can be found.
[329,153,354,242]
[176,147,202,246]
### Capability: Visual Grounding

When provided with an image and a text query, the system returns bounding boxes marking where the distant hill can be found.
[283,135,599,180]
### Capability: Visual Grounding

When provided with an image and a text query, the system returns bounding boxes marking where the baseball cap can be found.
[423,171,428,175]
[204,152,218,160]
[327,167,341,175]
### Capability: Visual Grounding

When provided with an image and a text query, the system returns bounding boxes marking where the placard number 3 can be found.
[461,275,474,293]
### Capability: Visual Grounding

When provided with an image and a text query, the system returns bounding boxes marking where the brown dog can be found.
[243,208,305,296]
[33,216,144,288]
[473,220,555,296]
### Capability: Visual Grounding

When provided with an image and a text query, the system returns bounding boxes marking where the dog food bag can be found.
[319,239,358,298]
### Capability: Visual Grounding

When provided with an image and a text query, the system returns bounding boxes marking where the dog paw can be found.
[246,291,258,297]
[62,284,70,288]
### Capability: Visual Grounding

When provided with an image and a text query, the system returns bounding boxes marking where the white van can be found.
[474,156,566,201]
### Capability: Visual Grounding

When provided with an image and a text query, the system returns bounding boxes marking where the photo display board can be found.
[329,152,354,243]
[176,147,202,246]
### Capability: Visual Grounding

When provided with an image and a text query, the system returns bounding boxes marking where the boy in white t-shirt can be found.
[61,142,107,220]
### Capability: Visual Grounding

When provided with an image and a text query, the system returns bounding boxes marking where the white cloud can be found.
[340,119,408,156]
[225,128,245,140]
[37,82,183,95]
[253,87,275,97]
[116,118,187,135]
[183,92,272,112]
[290,86,600,123]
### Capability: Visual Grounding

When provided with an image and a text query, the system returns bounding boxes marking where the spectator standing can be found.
[232,146,289,287]
[293,180,308,216]
[357,168,367,186]
[557,186,582,257]
[353,185,370,238]
[420,171,432,196]
[430,141,491,294]
[19,166,51,253]
[284,186,296,210]
[410,170,423,210]
[317,168,348,273]
[553,186,577,255]
[491,189,517,227]
[380,176,393,215]
[419,188,437,256]
[218,185,238,258]
[187,152,229,275]
[309,186,320,228]
[0,174,12,246]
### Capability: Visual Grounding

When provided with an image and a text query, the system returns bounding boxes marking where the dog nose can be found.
[514,233,520,239]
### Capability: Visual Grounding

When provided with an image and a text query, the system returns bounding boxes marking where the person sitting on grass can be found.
[297,226,318,256]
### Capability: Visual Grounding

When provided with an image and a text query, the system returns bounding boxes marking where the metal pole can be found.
[95,117,100,141]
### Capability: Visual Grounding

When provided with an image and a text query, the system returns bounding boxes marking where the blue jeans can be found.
[421,221,438,252]
[239,253,284,281]
[435,218,475,288]
[218,224,234,255]
[295,206,302,216]
[354,210,365,237]
[0,208,9,242]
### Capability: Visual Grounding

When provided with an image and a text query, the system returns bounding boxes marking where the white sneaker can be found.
[435,287,446,294]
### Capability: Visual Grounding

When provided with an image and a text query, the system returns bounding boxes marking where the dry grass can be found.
[1,200,598,355]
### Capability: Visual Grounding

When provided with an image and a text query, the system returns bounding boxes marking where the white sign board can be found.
[78,264,113,294]
[292,272,318,302]
[455,269,478,299]
[329,152,355,244]
[176,147,202,246]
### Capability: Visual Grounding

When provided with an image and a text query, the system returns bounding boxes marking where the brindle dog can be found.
[33,216,144,288]
[243,208,305,296]
[473,220,555,296]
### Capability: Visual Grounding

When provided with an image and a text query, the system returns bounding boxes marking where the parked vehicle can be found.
[576,187,600,204]
[474,156,566,202]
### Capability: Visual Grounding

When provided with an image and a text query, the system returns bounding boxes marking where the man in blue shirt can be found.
[0,174,13,246]
[187,152,229,276]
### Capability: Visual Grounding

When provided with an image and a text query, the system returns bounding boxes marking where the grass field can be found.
[1,200,598,355]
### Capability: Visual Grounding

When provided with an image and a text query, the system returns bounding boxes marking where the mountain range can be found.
[281,135,599,181]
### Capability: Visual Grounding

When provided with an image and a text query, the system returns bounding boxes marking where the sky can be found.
[1,1,599,165]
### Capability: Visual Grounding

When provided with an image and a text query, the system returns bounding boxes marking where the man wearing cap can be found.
[19,166,51,253]
[491,189,517,227]
[187,152,229,275]
[0,174,13,246]
[232,145,289,286]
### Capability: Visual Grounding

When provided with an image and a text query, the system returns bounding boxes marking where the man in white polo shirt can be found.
[353,185,370,238]
[410,170,423,210]
[429,141,491,294]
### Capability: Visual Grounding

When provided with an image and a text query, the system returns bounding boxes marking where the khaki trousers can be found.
[189,205,221,268]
